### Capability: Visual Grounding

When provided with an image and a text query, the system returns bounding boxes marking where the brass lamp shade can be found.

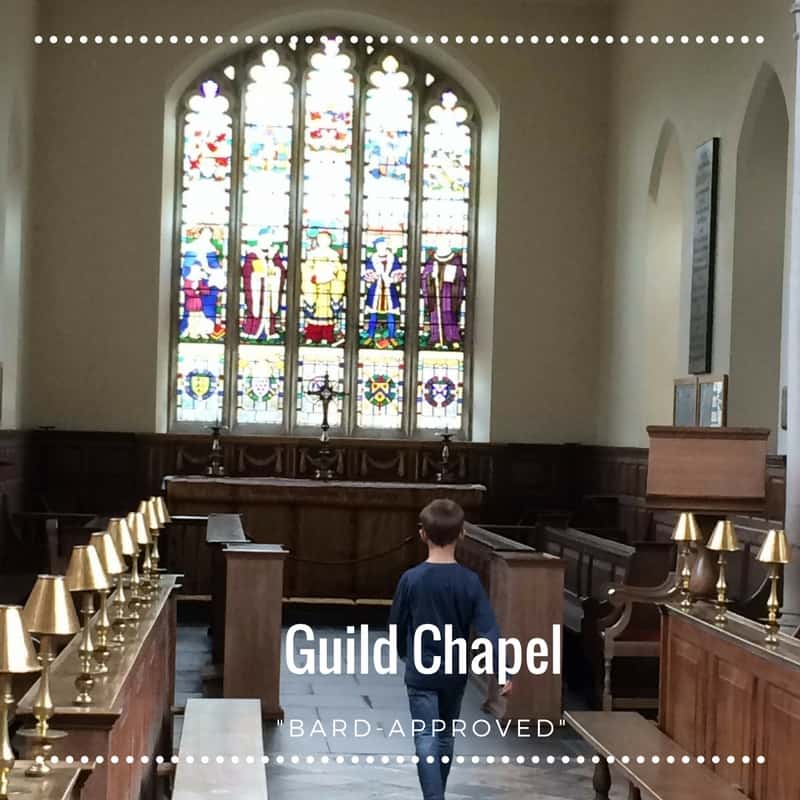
[124,513,143,553]
[147,497,165,529]
[128,511,151,546]
[22,576,79,637]
[757,529,792,564]
[155,496,170,525]
[0,606,40,673]
[64,545,111,593]
[671,512,702,543]
[108,517,136,557]
[139,500,159,533]
[89,532,125,576]
[707,520,741,552]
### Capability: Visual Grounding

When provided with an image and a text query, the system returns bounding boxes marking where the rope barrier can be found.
[286,535,417,566]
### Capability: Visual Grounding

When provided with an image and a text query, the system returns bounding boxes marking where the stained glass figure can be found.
[359,55,412,354]
[296,347,345,427]
[417,350,464,430]
[301,230,347,345]
[357,349,405,430]
[240,49,294,345]
[179,79,232,347]
[298,39,354,345]
[418,89,471,357]
[420,238,467,349]
[237,344,284,424]
[176,342,225,422]
[179,225,227,341]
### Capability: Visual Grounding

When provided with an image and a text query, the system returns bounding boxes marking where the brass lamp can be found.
[108,517,135,632]
[18,575,79,776]
[121,514,144,622]
[706,520,741,625]
[88,532,125,671]
[671,512,702,608]
[64,545,110,705]
[143,498,163,582]
[756,529,792,645]
[156,495,172,525]
[128,510,153,604]
[0,606,41,799]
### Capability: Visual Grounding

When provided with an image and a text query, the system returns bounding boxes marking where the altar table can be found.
[165,476,485,600]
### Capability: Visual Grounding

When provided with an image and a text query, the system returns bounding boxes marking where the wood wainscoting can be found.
[5,431,787,547]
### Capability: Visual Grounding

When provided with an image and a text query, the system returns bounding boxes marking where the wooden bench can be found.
[483,523,673,708]
[565,711,747,800]
[172,698,267,800]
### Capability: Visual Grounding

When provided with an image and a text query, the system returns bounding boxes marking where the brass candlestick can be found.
[128,511,153,605]
[108,517,135,636]
[671,512,702,609]
[65,545,110,705]
[124,513,145,618]
[706,520,741,625]
[0,606,41,799]
[756,529,792,645]
[89,532,125,670]
[18,575,79,776]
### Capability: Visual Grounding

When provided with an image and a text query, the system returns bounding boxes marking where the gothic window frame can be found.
[168,32,480,439]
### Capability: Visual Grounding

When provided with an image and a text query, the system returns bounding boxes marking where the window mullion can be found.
[285,46,308,435]
[405,81,425,438]
[225,67,246,432]
[344,53,366,436]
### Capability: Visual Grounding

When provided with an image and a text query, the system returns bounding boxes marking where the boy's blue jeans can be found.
[407,684,466,800]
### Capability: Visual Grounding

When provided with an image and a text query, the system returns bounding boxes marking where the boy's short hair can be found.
[419,499,465,546]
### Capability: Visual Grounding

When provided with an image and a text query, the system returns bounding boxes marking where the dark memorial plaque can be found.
[689,138,719,374]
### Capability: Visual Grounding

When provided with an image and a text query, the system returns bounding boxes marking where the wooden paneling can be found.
[5,431,786,564]
[167,477,483,599]
[15,578,178,800]
[0,430,30,567]
[661,604,800,800]
[757,685,800,800]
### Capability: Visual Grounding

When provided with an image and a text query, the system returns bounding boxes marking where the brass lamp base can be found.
[17,727,68,776]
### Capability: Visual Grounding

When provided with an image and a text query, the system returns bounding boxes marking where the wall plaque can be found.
[688,138,719,374]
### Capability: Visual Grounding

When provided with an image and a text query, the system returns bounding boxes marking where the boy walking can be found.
[389,499,511,800]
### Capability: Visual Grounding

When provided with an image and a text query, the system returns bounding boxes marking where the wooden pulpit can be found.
[646,426,769,513]
[223,543,288,720]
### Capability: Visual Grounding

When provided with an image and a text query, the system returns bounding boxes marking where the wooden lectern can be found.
[223,543,288,720]
[646,426,769,514]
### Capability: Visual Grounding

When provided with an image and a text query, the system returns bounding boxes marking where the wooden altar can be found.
[165,476,485,600]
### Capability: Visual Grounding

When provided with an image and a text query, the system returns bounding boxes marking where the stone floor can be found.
[175,620,625,799]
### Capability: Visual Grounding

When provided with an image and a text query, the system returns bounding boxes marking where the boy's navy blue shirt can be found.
[389,561,500,689]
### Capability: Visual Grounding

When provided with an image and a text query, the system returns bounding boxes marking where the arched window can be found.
[171,34,477,437]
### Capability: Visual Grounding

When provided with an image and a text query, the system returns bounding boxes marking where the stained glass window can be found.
[172,37,476,436]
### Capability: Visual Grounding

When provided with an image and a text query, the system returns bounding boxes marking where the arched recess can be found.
[155,8,500,439]
[643,120,685,426]
[729,63,789,448]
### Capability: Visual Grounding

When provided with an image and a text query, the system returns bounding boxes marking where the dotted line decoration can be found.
[37,753,768,766]
[32,33,766,46]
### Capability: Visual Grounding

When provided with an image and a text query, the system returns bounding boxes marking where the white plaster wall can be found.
[596,0,796,447]
[25,0,611,442]
[0,0,35,429]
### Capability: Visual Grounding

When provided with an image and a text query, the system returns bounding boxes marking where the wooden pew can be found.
[171,698,267,800]
[565,711,749,800]
[206,513,248,665]
[15,577,179,800]
[456,523,564,722]
[482,523,674,708]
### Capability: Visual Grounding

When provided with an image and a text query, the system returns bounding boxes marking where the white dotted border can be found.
[32,33,766,46]
[38,753,767,766]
